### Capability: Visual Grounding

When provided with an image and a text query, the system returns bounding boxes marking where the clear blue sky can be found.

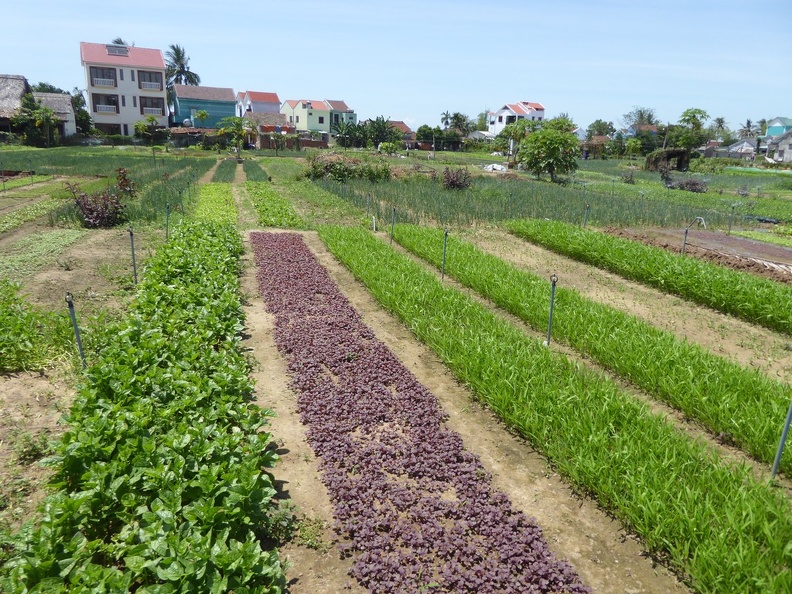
[2,1,789,132]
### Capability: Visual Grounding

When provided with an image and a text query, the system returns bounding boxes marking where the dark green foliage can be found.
[305,153,390,183]
[0,222,288,592]
[211,158,238,182]
[242,160,270,182]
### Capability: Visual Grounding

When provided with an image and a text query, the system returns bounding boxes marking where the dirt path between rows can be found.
[238,224,690,592]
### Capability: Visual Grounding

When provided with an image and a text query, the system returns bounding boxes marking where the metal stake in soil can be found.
[441,229,449,281]
[728,204,737,236]
[772,398,792,478]
[545,273,558,346]
[129,227,138,285]
[372,216,377,232]
[166,202,170,241]
[583,203,591,228]
[65,292,87,369]
[390,207,396,245]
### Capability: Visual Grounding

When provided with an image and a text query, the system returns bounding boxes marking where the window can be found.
[296,116,299,123]
[119,69,124,81]
[123,123,129,135]
[289,116,293,123]
[497,115,503,123]
[334,114,339,124]
[138,71,163,91]
[92,93,119,113]
[107,45,128,56]
[140,96,165,116]
[318,116,324,124]
[90,67,117,87]
[133,96,137,108]
[131,70,135,82]
[121,96,126,107]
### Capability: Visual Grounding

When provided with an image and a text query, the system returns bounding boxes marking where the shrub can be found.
[73,189,127,228]
[305,153,390,183]
[442,167,471,190]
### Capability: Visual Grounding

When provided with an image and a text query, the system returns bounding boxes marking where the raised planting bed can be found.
[251,231,590,594]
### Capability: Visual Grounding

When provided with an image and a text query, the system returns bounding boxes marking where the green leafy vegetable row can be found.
[393,224,792,473]
[191,183,237,225]
[318,225,792,594]
[508,219,792,335]
[246,182,305,228]
[0,220,287,592]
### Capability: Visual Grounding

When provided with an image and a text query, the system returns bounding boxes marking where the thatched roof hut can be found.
[0,74,30,131]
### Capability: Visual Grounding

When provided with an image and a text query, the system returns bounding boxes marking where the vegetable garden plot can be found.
[251,232,590,594]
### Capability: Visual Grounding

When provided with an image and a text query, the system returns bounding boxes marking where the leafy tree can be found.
[71,88,92,135]
[622,106,657,129]
[332,120,355,148]
[625,138,642,160]
[497,119,539,164]
[586,119,615,140]
[134,115,164,145]
[364,116,401,147]
[677,108,710,151]
[31,82,65,94]
[11,94,59,147]
[218,115,251,156]
[517,120,580,181]
[449,112,474,136]
[476,109,489,131]
[757,118,768,136]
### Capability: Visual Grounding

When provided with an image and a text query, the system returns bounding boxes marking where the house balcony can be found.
[143,107,163,116]
[95,105,117,113]
[140,82,161,91]
[93,78,116,87]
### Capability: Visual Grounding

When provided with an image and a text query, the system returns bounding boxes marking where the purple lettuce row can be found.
[251,232,590,594]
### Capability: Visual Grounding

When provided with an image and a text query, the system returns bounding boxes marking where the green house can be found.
[765,117,792,139]
[172,84,236,128]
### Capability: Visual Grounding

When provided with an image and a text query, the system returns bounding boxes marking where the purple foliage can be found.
[251,232,590,594]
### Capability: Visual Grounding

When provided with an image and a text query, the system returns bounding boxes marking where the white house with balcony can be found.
[487,101,545,136]
[80,42,168,136]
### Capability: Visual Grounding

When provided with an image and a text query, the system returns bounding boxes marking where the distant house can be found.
[727,138,757,156]
[236,91,281,117]
[33,92,77,138]
[626,124,658,137]
[768,130,792,163]
[765,117,792,139]
[280,99,357,133]
[80,42,168,136]
[172,84,236,128]
[0,74,30,134]
[388,120,416,148]
[487,101,545,136]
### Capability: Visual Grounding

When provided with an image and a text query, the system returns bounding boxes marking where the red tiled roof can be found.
[524,102,545,111]
[388,120,413,134]
[283,99,300,109]
[174,84,235,102]
[79,42,165,70]
[308,100,329,111]
[246,91,280,104]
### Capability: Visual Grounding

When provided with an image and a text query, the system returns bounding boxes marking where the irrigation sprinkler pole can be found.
[166,202,170,241]
[366,192,371,216]
[728,204,736,236]
[682,228,689,255]
[372,216,376,232]
[583,203,591,228]
[65,292,87,369]
[508,191,513,219]
[771,402,792,478]
[129,227,138,285]
[390,207,396,245]
[441,229,449,281]
[545,273,559,346]
[772,397,792,478]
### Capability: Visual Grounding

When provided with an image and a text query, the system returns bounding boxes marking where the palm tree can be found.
[165,44,201,112]
[739,119,756,139]
[112,37,128,45]
[757,118,768,136]
[712,117,726,139]
[440,111,451,129]
[450,112,473,136]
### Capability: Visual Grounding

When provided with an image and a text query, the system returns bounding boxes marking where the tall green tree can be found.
[586,119,616,140]
[497,119,539,164]
[677,108,710,151]
[622,106,657,129]
[217,115,251,156]
[739,119,757,139]
[517,118,580,182]
[165,44,200,106]
[11,94,59,147]
[449,112,474,136]
[440,111,451,129]
[476,109,490,131]
[71,88,92,135]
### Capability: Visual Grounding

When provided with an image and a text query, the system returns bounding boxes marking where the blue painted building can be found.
[172,84,236,128]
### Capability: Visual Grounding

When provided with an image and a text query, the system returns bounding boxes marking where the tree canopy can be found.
[517,117,580,182]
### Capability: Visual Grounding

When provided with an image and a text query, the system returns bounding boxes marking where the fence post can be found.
[772,398,792,478]
[129,227,138,285]
[166,202,171,241]
[583,203,591,228]
[441,229,449,281]
[545,273,559,346]
[65,292,87,368]
[390,207,396,245]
